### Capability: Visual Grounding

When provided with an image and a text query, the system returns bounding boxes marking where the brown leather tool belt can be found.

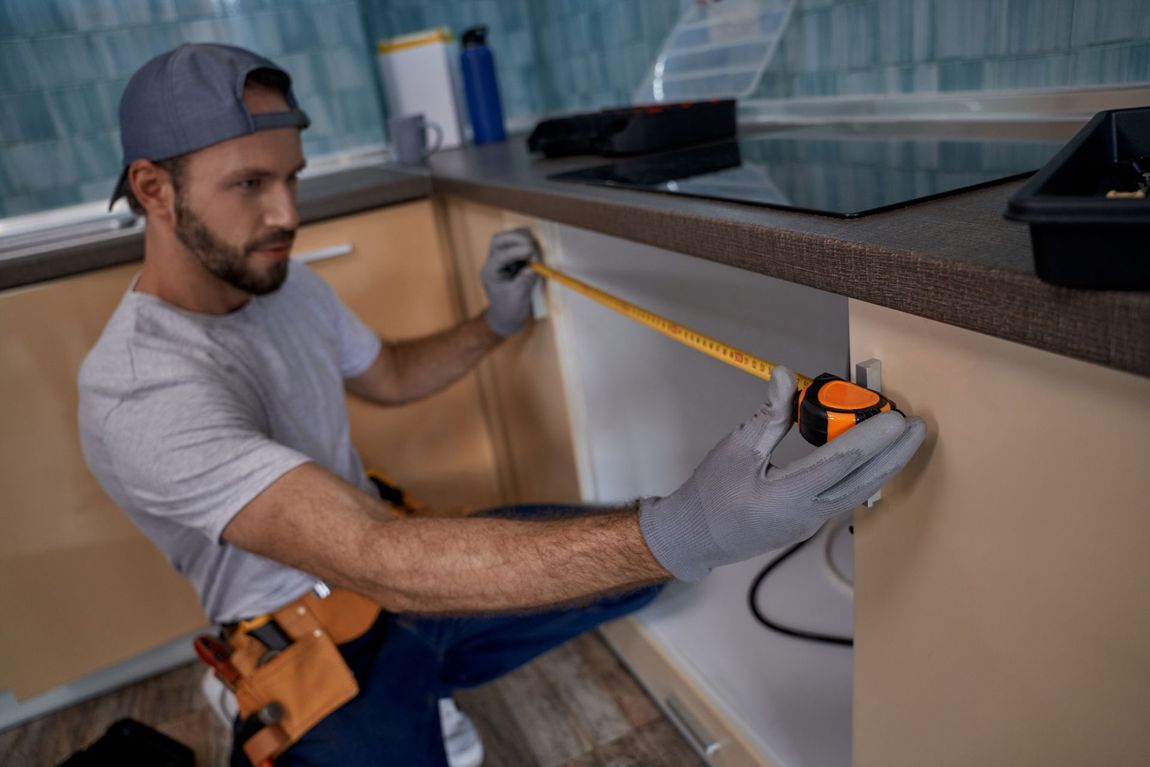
[214,585,382,765]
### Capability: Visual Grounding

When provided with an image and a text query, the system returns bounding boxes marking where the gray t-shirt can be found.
[78,262,382,624]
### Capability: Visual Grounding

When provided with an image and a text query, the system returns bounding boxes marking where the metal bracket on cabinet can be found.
[855,357,883,508]
[529,221,559,321]
[531,276,548,320]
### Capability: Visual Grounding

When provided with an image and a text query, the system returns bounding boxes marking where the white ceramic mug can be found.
[389,113,444,165]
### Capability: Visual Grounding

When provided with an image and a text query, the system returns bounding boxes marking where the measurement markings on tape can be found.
[526,260,900,446]
[531,261,815,390]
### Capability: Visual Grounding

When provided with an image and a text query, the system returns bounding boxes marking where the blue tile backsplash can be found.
[0,0,382,217]
[755,0,1150,99]
[1,0,1148,218]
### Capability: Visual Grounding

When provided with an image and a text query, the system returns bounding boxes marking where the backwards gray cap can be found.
[110,43,310,209]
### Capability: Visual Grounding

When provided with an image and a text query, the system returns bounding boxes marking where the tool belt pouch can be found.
[228,593,376,764]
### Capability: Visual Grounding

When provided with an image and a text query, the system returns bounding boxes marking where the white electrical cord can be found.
[821,513,854,595]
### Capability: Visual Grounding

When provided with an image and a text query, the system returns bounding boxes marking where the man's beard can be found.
[174,199,294,296]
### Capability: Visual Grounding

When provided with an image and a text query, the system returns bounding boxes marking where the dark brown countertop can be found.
[3,126,1147,377]
[0,166,430,291]
[428,125,1150,378]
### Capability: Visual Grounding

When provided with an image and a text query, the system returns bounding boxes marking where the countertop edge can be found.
[431,174,1150,378]
[3,163,1146,379]
[0,171,432,293]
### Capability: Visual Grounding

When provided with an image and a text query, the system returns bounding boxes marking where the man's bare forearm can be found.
[368,314,503,404]
[226,464,669,615]
[334,509,669,614]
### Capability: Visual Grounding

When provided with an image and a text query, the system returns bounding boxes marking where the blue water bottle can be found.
[460,26,506,144]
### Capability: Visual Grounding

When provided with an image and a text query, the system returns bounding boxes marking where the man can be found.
[78,44,925,766]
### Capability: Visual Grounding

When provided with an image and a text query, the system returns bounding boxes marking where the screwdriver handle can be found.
[194,634,242,688]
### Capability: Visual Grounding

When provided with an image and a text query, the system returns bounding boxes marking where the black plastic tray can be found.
[1005,106,1150,289]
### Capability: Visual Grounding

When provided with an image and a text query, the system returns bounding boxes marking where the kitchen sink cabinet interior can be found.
[439,200,1150,766]
[534,219,853,767]
[438,199,832,765]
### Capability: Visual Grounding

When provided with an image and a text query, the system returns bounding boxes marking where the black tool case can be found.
[59,718,195,767]
[527,99,736,158]
[1005,106,1150,289]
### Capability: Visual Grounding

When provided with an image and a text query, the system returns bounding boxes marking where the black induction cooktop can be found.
[550,129,1064,218]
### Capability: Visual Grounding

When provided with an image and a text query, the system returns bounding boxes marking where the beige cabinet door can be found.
[0,264,206,700]
[849,299,1150,766]
[292,200,502,511]
[438,197,582,505]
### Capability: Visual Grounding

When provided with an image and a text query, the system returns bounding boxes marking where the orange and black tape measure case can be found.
[794,373,897,446]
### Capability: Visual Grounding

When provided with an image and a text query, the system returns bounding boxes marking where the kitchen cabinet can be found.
[0,199,500,703]
[439,199,1150,767]
[849,300,1150,766]
[9,179,1148,763]
[0,262,206,700]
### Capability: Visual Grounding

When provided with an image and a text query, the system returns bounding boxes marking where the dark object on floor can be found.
[527,100,736,157]
[1006,106,1150,289]
[58,718,194,767]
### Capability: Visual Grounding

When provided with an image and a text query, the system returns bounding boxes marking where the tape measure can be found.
[525,261,897,446]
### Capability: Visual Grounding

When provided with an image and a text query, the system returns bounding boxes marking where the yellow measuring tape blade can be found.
[530,262,815,390]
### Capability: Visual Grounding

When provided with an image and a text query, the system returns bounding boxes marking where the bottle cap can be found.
[461,26,488,47]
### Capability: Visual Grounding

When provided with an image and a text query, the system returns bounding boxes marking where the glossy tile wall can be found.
[753,0,1150,98]
[1,0,1147,220]
[0,0,383,218]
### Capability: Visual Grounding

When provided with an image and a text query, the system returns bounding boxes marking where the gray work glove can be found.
[482,228,541,337]
[639,367,927,582]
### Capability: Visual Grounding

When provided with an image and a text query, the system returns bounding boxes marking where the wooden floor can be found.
[0,630,703,767]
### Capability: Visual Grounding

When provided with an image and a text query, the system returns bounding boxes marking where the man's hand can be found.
[481,228,541,337]
[639,367,927,582]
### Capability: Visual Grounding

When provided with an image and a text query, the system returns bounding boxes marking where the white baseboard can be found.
[0,627,208,733]
[599,617,777,767]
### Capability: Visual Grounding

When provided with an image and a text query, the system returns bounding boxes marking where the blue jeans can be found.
[229,505,662,766]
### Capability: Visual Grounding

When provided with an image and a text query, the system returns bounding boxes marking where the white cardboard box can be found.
[377,27,467,150]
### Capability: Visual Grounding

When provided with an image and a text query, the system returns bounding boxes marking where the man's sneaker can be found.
[439,697,484,767]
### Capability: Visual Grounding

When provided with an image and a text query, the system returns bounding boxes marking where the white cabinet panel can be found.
[545,224,853,767]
